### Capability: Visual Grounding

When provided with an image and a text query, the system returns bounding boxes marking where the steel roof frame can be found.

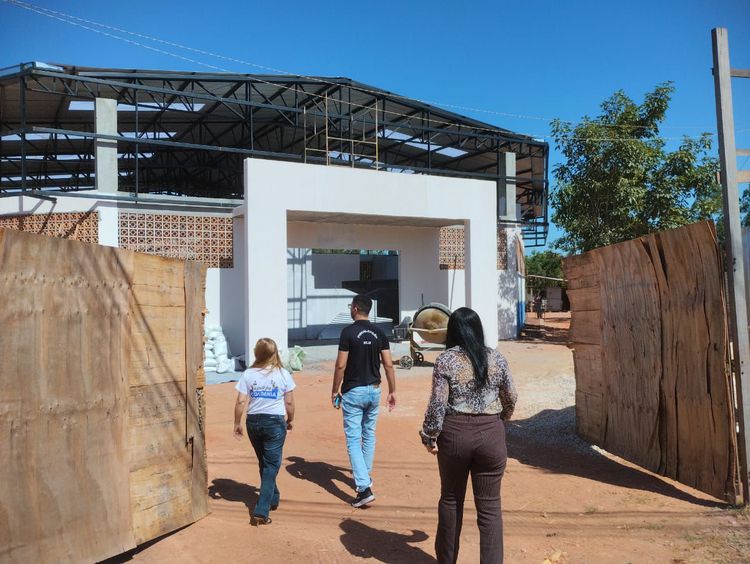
[0,63,549,244]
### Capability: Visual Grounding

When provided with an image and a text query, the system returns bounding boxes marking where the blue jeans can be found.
[246,414,287,518]
[342,385,381,492]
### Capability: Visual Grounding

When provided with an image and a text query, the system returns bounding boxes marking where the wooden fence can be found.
[0,229,207,563]
[563,221,739,502]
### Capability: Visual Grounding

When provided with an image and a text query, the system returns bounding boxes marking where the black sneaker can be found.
[250,514,272,526]
[351,487,375,508]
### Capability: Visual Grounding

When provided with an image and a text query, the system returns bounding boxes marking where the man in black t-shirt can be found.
[331,294,396,508]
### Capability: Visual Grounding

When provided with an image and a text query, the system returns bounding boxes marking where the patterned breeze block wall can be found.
[439,226,508,270]
[0,211,99,243]
[118,213,233,268]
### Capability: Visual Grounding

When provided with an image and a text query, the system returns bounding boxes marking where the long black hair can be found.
[445,307,489,387]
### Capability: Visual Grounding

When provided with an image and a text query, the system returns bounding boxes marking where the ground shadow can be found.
[506,407,722,507]
[286,456,354,502]
[519,321,569,343]
[339,519,435,563]
[208,478,259,518]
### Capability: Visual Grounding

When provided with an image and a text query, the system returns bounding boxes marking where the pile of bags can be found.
[204,325,235,374]
[280,345,306,372]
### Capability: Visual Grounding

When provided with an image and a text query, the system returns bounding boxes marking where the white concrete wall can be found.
[219,215,247,357]
[204,268,222,328]
[242,159,499,352]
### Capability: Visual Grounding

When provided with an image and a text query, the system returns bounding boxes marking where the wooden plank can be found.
[130,253,186,289]
[658,222,736,499]
[129,460,193,544]
[572,344,604,393]
[563,253,599,290]
[575,390,605,445]
[185,261,209,522]
[129,303,186,387]
[568,310,601,345]
[596,239,663,473]
[0,230,136,563]
[566,286,600,312]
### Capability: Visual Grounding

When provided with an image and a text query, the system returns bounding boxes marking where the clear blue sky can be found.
[2,0,749,251]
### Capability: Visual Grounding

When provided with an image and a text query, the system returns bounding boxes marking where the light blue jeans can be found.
[342,385,381,492]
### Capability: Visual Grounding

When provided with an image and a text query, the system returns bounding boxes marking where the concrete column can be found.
[244,160,289,352]
[95,98,119,248]
[464,216,499,346]
[97,204,119,247]
[95,98,118,194]
[497,152,516,220]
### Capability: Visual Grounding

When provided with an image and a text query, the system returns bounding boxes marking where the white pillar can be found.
[95,98,119,248]
[95,98,118,194]
[498,152,516,220]
[464,215,499,346]
[243,161,289,353]
[97,204,119,247]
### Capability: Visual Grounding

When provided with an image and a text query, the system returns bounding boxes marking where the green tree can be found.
[525,250,565,291]
[550,83,722,254]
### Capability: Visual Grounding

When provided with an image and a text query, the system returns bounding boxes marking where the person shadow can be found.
[339,519,435,563]
[208,478,259,518]
[285,456,354,502]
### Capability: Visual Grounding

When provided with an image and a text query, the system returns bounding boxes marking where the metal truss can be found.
[0,63,549,244]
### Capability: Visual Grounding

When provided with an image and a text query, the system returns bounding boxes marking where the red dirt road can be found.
[118,325,748,563]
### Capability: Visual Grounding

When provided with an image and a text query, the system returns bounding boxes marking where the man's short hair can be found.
[352,295,372,314]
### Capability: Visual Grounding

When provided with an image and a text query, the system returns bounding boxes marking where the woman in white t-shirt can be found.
[233,338,296,526]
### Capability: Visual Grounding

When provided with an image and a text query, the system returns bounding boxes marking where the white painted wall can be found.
[204,268,222,328]
[219,215,247,357]
[242,159,499,352]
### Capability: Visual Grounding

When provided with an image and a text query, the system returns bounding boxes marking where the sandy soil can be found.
[114,313,749,563]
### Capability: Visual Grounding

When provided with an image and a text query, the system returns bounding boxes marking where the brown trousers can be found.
[436,414,507,564]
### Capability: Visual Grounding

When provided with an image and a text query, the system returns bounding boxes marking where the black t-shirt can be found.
[338,319,390,393]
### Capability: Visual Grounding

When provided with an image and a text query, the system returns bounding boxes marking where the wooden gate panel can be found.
[0,230,135,563]
[564,222,738,501]
[0,229,208,562]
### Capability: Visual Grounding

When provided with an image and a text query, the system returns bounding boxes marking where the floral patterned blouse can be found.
[421,346,517,440]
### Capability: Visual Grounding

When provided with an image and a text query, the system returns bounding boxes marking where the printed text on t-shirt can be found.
[357,329,378,345]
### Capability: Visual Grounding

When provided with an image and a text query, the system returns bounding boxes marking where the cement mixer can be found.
[399,303,452,369]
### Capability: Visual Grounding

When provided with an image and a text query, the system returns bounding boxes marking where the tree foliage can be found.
[550,83,722,254]
[525,250,565,290]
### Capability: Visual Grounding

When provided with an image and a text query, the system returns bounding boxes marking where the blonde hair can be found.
[251,338,284,371]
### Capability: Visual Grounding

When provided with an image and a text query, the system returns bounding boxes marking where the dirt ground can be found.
[115,313,749,563]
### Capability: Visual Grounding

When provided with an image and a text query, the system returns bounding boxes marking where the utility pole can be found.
[712,27,750,505]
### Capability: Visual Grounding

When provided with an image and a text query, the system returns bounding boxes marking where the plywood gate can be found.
[0,229,208,563]
[563,221,740,502]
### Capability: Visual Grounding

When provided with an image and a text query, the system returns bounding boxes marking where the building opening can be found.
[287,248,399,343]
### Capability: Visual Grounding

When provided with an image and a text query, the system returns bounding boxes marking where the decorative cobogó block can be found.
[439,226,509,270]
[0,211,99,243]
[118,212,233,268]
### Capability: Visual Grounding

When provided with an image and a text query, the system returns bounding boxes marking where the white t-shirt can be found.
[235,367,296,416]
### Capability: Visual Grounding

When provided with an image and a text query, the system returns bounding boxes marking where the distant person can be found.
[534,294,544,319]
[331,294,396,508]
[233,337,296,526]
[419,307,517,563]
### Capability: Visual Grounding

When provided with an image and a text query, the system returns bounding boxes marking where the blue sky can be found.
[2,0,749,251]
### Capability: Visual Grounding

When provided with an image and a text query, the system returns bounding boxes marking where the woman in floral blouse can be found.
[420,307,517,564]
